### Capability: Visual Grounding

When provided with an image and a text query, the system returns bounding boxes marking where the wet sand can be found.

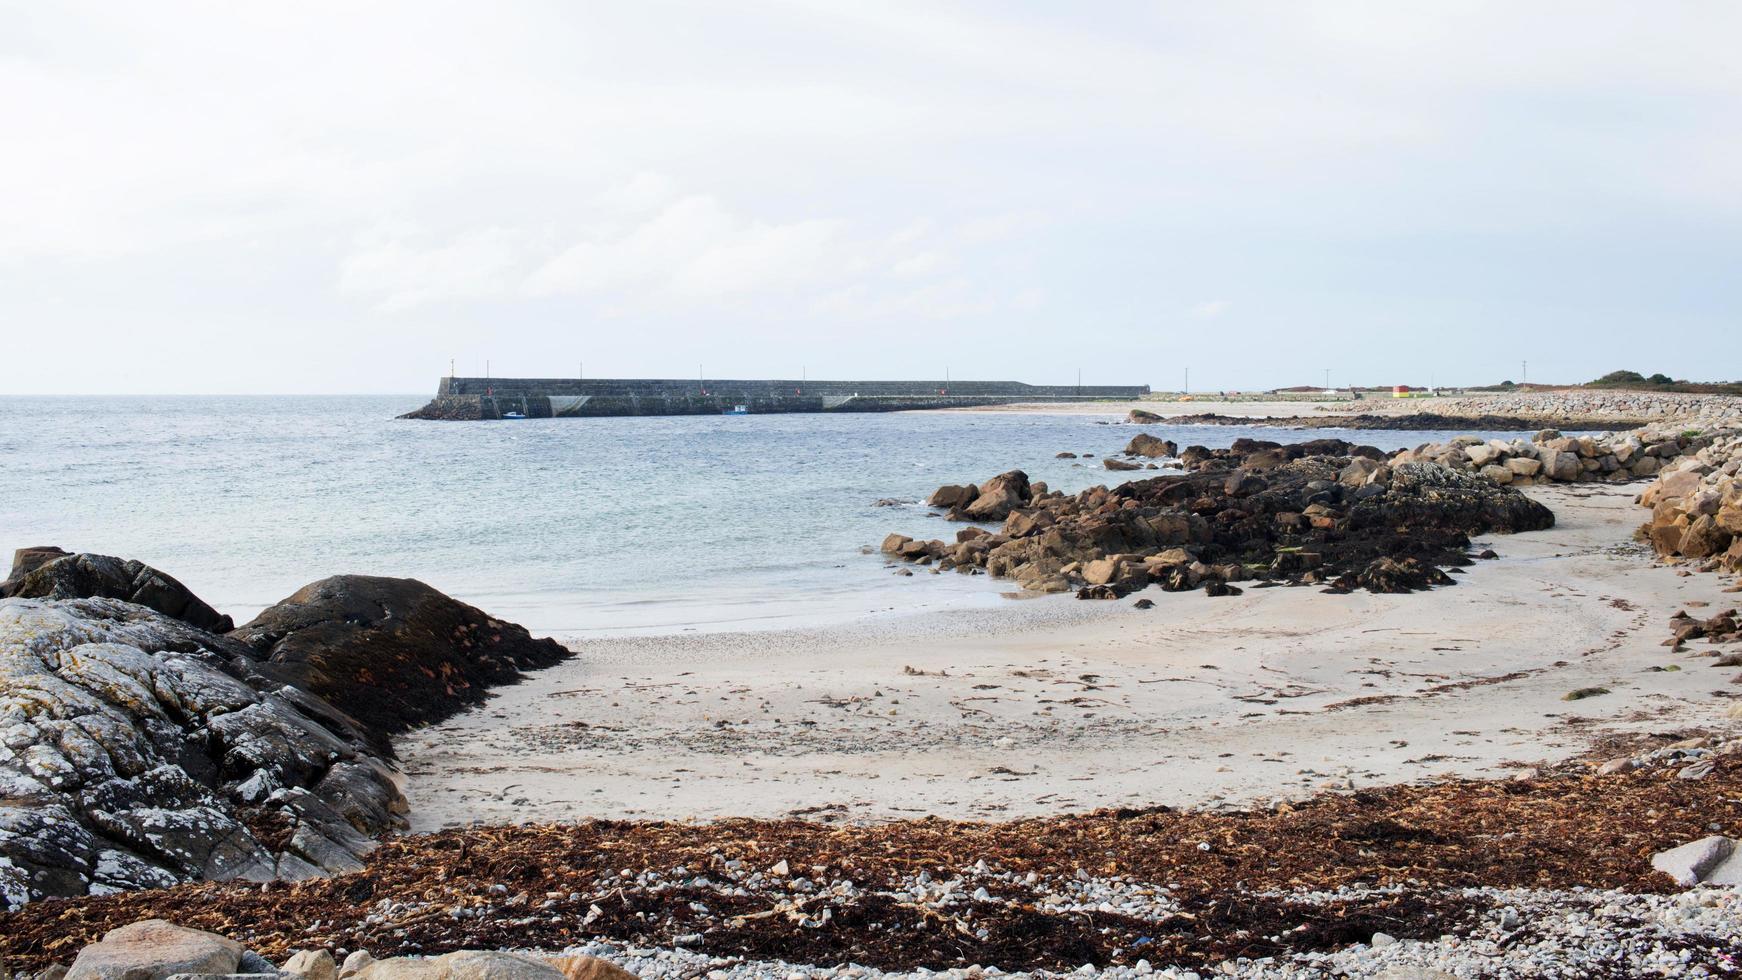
[397,483,1740,828]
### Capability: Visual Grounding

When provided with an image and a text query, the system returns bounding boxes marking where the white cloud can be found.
[1189,300,1230,319]
[339,227,523,312]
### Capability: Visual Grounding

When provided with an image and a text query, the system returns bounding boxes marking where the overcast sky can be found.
[4,2,1738,394]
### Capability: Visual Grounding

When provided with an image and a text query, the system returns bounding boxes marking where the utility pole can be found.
[1522,360,1528,385]
[1324,368,1331,390]
[1184,366,1189,395]
[486,359,490,379]
[449,357,454,378]
[1077,368,1082,396]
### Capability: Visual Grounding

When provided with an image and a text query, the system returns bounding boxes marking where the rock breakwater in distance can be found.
[0,551,570,909]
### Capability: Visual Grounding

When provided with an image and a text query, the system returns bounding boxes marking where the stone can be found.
[1479,463,1513,485]
[0,597,405,907]
[65,920,243,980]
[926,484,978,509]
[1124,433,1177,458]
[1128,409,1162,423]
[350,955,549,980]
[1542,451,1581,481]
[1506,456,1542,478]
[1650,836,1742,887]
[1082,559,1121,586]
[231,575,570,737]
[960,471,1032,522]
[547,957,638,980]
[340,952,376,978]
[1,551,233,632]
[1679,515,1733,560]
[283,951,338,980]
[881,534,912,554]
[1103,457,1141,471]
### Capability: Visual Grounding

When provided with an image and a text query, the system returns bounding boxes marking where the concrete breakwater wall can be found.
[402,377,1151,420]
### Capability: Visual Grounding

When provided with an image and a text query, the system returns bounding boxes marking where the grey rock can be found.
[1,550,233,632]
[1651,835,1742,887]
[65,919,242,980]
[0,597,404,908]
[282,950,337,980]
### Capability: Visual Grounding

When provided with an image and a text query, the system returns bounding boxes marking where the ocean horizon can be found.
[0,395,1569,636]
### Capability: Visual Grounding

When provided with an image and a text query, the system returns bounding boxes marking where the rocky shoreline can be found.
[884,439,1554,597]
[884,397,1742,601]
[0,550,568,909]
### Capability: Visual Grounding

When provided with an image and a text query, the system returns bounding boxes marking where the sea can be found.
[0,396,1540,635]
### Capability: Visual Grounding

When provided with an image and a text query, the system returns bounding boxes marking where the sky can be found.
[2,1,1739,394]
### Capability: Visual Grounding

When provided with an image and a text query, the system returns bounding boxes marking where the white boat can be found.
[502,411,526,419]
[723,404,749,415]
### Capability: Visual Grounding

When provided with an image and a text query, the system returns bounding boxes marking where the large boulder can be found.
[1,550,233,632]
[960,471,1032,522]
[0,597,403,909]
[65,919,243,980]
[232,576,570,737]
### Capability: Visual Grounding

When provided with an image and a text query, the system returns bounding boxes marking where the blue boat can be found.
[723,404,748,416]
[503,411,527,419]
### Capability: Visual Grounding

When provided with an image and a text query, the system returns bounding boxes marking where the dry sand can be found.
[397,483,1741,829]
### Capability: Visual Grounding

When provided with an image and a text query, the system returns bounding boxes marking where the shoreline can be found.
[397,482,1740,829]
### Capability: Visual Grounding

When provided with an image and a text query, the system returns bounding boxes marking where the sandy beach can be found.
[398,482,1739,829]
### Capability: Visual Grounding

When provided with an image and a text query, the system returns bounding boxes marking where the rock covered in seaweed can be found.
[891,440,1553,596]
[231,576,570,739]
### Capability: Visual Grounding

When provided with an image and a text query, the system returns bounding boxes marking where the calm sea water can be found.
[0,396,1535,634]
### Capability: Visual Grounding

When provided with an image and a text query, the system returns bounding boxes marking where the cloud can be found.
[339,227,523,312]
[1189,300,1230,319]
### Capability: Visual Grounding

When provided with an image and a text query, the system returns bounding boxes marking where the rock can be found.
[1479,463,1514,485]
[1542,450,1581,481]
[0,597,404,908]
[1,550,233,632]
[1374,971,1459,980]
[65,919,243,980]
[1223,471,1267,496]
[1128,409,1162,424]
[1124,433,1177,458]
[353,952,569,980]
[1056,452,1077,458]
[1679,515,1733,559]
[1651,836,1742,887]
[926,484,978,509]
[880,534,912,555]
[230,576,570,737]
[548,956,638,980]
[1083,559,1122,586]
[960,471,1032,522]
[1132,598,1155,609]
[1506,456,1543,477]
[239,951,278,974]
[340,952,376,978]
[283,950,338,980]
[1103,457,1141,471]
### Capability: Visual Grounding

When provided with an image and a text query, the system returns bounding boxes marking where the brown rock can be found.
[549,956,638,980]
[1124,433,1178,458]
[962,471,1032,522]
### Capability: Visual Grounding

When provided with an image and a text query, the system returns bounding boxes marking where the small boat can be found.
[723,404,749,416]
[502,411,526,420]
